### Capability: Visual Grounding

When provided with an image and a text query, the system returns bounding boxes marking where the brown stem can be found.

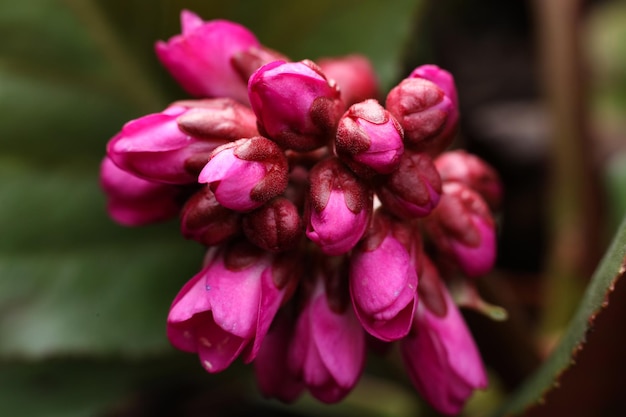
[531,0,604,336]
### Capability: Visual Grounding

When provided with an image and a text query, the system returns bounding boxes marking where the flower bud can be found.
[243,196,304,252]
[198,136,289,212]
[180,186,241,246]
[317,54,379,108]
[434,150,503,210]
[155,10,260,103]
[400,277,487,416]
[288,261,365,403]
[386,66,459,156]
[305,158,372,255]
[99,157,183,226]
[248,60,344,151]
[349,211,418,341]
[376,150,442,219]
[107,99,257,184]
[423,182,496,278]
[335,99,404,177]
[167,240,289,373]
[410,64,458,108]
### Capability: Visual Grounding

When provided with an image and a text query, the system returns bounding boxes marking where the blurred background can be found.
[1,0,625,416]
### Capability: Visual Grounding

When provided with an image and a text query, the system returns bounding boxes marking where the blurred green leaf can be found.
[492,214,626,416]
[0,356,206,417]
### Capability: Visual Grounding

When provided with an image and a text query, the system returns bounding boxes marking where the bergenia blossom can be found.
[100,10,503,416]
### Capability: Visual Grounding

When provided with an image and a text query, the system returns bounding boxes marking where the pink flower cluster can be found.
[100,10,503,416]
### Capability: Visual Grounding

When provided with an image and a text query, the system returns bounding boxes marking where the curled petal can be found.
[156,11,260,103]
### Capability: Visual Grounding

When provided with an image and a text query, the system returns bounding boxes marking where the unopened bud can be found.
[243,197,303,252]
[199,136,289,211]
[306,158,372,255]
[180,186,241,246]
[376,151,442,219]
[248,60,344,151]
[386,66,459,156]
[434,150,502,210]
[335,99,404,177]
[423,182,496,278]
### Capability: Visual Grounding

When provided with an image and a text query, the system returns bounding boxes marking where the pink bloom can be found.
[167,241,291,373]
[376,150,442,219]
[386,66,459,156]
[155,10,260,103]
[254,307,304,403]
[349,212,418,341]
[198,136,289,212]
[289,265,366,403]
[423,182,496,278]
[180,186,241,246]
[335,99,404,177]
[107,99,257,184]
[243,196,303,252]
[99,157,182,226]
[305,158,372,255]
[248,60,344,151]
[400,264,487,415]
[434,150,503,210]
[317,54,379,108]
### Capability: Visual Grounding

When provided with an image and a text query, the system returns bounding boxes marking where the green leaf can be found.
[0,157,204,357]
[0,356,205,417]
[492,215,626,416]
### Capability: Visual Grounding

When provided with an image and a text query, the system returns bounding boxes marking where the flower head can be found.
[102,11,503,413]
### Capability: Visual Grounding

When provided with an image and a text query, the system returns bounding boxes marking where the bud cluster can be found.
[100,10,503,416]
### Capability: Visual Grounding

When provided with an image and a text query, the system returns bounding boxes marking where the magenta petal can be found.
[192,312,249,373]
[243,267,287,363]
[400,289,487,415]
[254,311,304,402]
[205,257,269,339]
[450,216,496,278]
[155,14,260,102]
[289,281,365,403]
[349,233,418,341]
[310,294,365,390]
[306,190,369,255]
[180,9,204,33]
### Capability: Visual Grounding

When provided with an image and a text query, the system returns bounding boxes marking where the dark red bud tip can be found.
[180,186,241,246]
[385,77,458,156]
[243,197,303,252]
